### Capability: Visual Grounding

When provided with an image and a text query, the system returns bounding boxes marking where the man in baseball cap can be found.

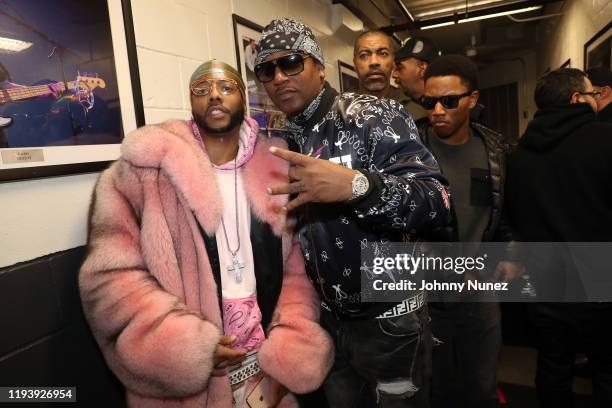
[586,66,612,123]
[393,37,441,123]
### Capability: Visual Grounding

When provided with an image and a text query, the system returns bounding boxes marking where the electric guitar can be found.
[0,73,106,128]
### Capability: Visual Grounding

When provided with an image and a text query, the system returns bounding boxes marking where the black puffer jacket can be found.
[285,82,450,318]
[418,121,516,246]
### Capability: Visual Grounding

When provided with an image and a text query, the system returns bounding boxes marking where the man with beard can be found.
[418,55,520,408]
[79,59,333,407]
[256,18,450,407]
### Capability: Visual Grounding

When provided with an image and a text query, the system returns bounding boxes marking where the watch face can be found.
[353,173,369,198]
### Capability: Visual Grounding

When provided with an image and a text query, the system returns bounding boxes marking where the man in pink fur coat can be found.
[79,60,333,407]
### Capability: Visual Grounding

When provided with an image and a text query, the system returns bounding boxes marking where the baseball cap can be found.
[586,66,612,87]
[395,37,441,63]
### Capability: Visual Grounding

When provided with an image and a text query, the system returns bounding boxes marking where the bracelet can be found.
[266,321,285,336]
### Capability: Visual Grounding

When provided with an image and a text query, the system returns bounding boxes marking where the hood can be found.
[520,103,597,152]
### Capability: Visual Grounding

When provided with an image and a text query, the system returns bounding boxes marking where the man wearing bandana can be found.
[258,19,450,407]
[79,59,333,407]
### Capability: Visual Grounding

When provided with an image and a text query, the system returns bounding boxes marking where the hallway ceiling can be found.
[333,0,564,60]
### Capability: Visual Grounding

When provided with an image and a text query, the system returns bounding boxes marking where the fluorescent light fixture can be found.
[420,5,542,29]
[415,0,508,19]
[397,0,415,21]
[421,21,456,30]
[460,5,542,22]
[0,36,33,53]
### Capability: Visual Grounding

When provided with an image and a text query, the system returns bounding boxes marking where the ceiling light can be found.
[419,5,542,29]
[459,5,543,23]
[0,36,33,53]
[415,0,509,19]
[397,0,415,21]
[420,21,456,30]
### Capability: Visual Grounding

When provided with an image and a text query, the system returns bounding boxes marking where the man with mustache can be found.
[353,30,395,99]
[79,59,332,407]
[256,18,450,407]
[418,54,520,408]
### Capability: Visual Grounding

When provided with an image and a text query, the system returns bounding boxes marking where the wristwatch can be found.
[350,171,370,201]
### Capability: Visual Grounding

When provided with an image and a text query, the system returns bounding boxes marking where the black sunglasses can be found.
[421,91,474,110]
[254,54,311,83]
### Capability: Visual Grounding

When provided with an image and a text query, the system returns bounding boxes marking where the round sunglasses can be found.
[190,79,239,96]
[421,91,474,110]
[254,54,311,83]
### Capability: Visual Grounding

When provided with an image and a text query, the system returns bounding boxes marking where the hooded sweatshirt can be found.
[505,103,612,242]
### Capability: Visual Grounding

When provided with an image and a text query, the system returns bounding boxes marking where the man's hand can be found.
[493,261,525,283]
[211,335,247,377]
[267,146,357,211]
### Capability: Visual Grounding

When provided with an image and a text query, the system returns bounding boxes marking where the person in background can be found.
[392,37,441,124]
[353,30,395,99]
[418,54,521,408]
[505,68,612,408]
[586,66,612,123]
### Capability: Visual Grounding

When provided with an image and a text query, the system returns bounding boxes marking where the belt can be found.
[375,292,425,319]
[228,352,261,387]
[321,292,425,320]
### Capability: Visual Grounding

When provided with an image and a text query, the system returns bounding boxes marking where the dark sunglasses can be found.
[421,91,474,110]
[254,54,311,83]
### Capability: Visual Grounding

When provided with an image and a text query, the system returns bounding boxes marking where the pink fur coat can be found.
[79,119,333,407]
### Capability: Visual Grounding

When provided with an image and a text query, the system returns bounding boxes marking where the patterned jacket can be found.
[285,82,450,318]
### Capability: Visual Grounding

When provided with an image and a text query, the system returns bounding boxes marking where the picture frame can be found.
[584,21,612,70]
[338,60,359,93]
[0,0,145,182]
[232,14,286,138]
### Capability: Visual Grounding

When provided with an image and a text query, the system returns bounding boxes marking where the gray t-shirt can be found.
[429,131,491,244]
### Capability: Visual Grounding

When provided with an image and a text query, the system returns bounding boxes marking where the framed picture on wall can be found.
[232,14,286,138]
[0,0,145,182]
[338,61,358,93]
[584,22,612,70]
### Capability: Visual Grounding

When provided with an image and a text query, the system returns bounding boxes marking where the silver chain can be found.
[220,155,240,257]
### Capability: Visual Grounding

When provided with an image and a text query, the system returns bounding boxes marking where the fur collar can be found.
[121,119,288,236]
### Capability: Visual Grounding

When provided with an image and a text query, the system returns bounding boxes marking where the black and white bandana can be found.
[285,85,326,147]
[255,18,324,66]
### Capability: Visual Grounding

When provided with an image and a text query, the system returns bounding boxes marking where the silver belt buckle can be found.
[228,352,261,386]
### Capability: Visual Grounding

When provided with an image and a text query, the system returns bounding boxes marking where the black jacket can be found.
[505,103,612,242]
[504,103,612,299]
[286,82,450,318]
[598,102,612,124]
[418,121,516,246]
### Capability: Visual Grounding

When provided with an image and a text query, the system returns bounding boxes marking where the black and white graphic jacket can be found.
[285,82,451,318]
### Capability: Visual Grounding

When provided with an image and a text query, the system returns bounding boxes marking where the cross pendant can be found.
[227,257,245,283]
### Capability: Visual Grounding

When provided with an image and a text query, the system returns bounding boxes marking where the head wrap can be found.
[255,18,324,67]
[190,59,246,102]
